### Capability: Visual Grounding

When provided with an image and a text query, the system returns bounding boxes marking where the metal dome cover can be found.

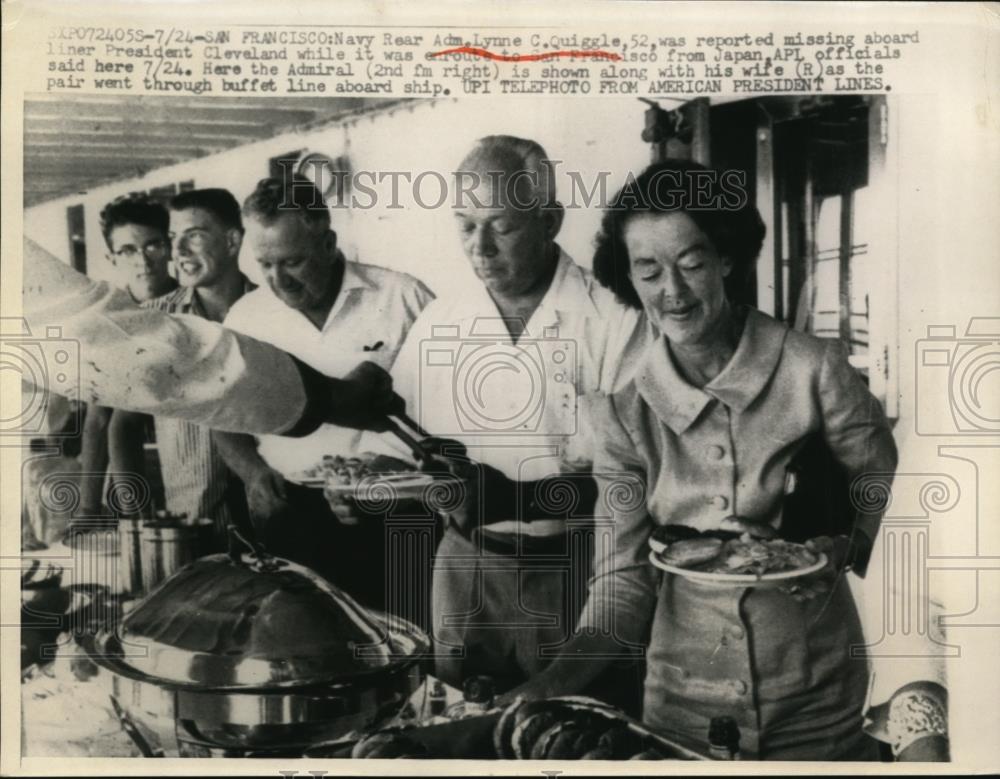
[116,547,427,689]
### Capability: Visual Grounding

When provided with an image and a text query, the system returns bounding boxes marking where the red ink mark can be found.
[429,46,621,62]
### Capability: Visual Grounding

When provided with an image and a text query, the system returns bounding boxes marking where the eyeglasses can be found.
[113,239,170,260]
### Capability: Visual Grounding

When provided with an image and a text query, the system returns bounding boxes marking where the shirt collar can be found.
[635,307,787,434]
[339,253,375,293]
[324,253,375,328]
[130,276,179,306]
[177,283,197,304]
[183,273,255,314]
[537,248,602,321]
[450,246,601,327]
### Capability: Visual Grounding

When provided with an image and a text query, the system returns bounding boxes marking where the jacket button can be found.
[710,495,729,511]
[730,626,745,640]
[733,680,749,695]
[707,445,726,461]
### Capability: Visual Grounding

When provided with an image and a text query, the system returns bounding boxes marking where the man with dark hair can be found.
[108,188,255,538]
[78,195,179,522]
[214,175,434,603]
[98,193,177,303]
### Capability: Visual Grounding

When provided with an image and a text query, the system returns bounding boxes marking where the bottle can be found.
[428,680,447,716]
[708,716,741,760]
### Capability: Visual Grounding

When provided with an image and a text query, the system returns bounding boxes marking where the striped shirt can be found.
[142,278,255,534]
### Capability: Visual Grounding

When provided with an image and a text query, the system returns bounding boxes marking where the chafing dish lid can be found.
[116,551,426,688]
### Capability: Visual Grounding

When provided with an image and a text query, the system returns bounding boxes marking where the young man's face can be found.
[107,223,172,301]
[169,206,242,289]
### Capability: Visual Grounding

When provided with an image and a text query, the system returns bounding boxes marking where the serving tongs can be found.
[384,410,435,467]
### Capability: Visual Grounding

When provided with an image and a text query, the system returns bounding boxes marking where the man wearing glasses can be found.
[108,189,255,542]
[77,195,180,524]
[103,194,178,303]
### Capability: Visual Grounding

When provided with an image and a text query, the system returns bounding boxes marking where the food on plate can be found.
[648,518,778,552]
[322,455,372,485]
[298,453,419,485]
[658,538,724,568]
[651,526,820,577]
[649,524,702,553]
[719,515,779,539]
[715,537,818,575]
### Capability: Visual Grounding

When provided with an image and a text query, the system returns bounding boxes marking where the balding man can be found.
[357,136,653,699]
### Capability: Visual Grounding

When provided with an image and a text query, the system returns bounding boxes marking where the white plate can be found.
[284,471,327,488]
[325,471,445,501]
[648,549,827,585]
[479,520,565,538]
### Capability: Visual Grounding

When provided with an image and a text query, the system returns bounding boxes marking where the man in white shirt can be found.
[358,136,651,697]
[215,175,433,605]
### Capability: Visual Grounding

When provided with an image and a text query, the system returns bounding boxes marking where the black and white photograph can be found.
[2,1,998,774]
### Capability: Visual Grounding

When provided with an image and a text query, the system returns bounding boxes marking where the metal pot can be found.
[83,534,429,756]
[21,560,68,671]
[139,515,214,594]
[118,518,144,597]
[21,560,64,610]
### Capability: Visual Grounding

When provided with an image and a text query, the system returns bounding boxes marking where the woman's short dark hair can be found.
[592,159,766,309]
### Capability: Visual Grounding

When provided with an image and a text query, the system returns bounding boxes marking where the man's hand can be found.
[327,361,403,432]
[245,466,289,533]
[806,534,854,573]
[777,534,853,603]
[411,438,515,533]
[367,454,419,473]
[412,436,471,476]
[323,483,362,526]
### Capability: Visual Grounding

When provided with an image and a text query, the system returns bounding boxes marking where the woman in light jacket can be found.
[505,160,899,760]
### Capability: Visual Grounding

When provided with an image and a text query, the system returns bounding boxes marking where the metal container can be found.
[82,536,430,756]
[118,518,144,596]
[21,560,63,608]
[139,517,214,593]
[21,560,68,670]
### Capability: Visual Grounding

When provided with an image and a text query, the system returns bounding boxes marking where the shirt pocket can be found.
[331,345,392,376]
